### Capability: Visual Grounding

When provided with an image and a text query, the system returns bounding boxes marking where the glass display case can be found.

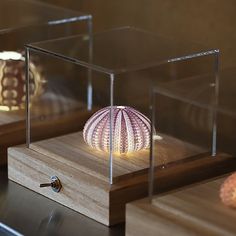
[150,67,235,196]
[126,68,236,235]
[8,26,219,226]
[0,0,91,164]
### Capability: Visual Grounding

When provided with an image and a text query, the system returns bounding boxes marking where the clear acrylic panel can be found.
[149,66,236,204]
[0,0,89,32]
[26,27,219,185]
[0,0,91,52]
[28,27,217,74]
[206,67,236,156]
[150,83,215,202]
[0,0,91,150]
[27,48,113,182]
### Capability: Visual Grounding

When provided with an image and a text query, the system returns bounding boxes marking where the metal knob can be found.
[40,176,62,193]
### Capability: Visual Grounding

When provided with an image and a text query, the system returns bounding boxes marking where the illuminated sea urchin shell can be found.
[0,51,45,111]
[220,173,236,208]
[83,106,151,154]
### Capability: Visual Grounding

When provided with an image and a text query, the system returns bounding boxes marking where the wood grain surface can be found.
[127,176,236,235]
[8,142,236,226]
[30,131,205,183]
[153,176,236,235]
[8,146,110,225]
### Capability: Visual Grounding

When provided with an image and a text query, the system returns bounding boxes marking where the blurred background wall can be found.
[39,0,236,69]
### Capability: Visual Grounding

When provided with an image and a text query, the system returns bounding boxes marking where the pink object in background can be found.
[220,172,236,208]
[83,106,151,154]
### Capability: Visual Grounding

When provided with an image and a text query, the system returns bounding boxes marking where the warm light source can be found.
[0,51,45,111]
[83,106,151,154]
[0,51,22,60]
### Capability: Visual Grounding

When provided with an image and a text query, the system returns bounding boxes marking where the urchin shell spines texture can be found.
[83,106,151,154]
[220,172,236,208]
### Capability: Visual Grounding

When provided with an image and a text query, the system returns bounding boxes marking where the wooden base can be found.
[29,132,204,183]
[8,131,236,226]
[126,175,236,235]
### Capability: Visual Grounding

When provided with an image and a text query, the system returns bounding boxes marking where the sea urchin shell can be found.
[83,106,151,154]
[220,172,236,208]
[0,51,45,110]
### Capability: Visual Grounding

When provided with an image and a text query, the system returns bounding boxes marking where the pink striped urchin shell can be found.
[83,106,151,154]
[220,173,236,208]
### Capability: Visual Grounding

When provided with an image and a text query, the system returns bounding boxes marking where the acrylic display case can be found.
[8,27,220,226]
[0,0,91,164]
[126,68,236,235]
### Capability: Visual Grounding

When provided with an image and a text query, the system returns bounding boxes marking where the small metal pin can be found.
[40,183,52,188]
[39,176,62,193]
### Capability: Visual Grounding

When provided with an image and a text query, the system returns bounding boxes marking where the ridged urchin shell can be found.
[220,173,236,208]
[83,106,151,154]
[0,51,45,110]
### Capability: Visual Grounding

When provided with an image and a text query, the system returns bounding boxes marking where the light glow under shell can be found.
[83,106,151,154]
